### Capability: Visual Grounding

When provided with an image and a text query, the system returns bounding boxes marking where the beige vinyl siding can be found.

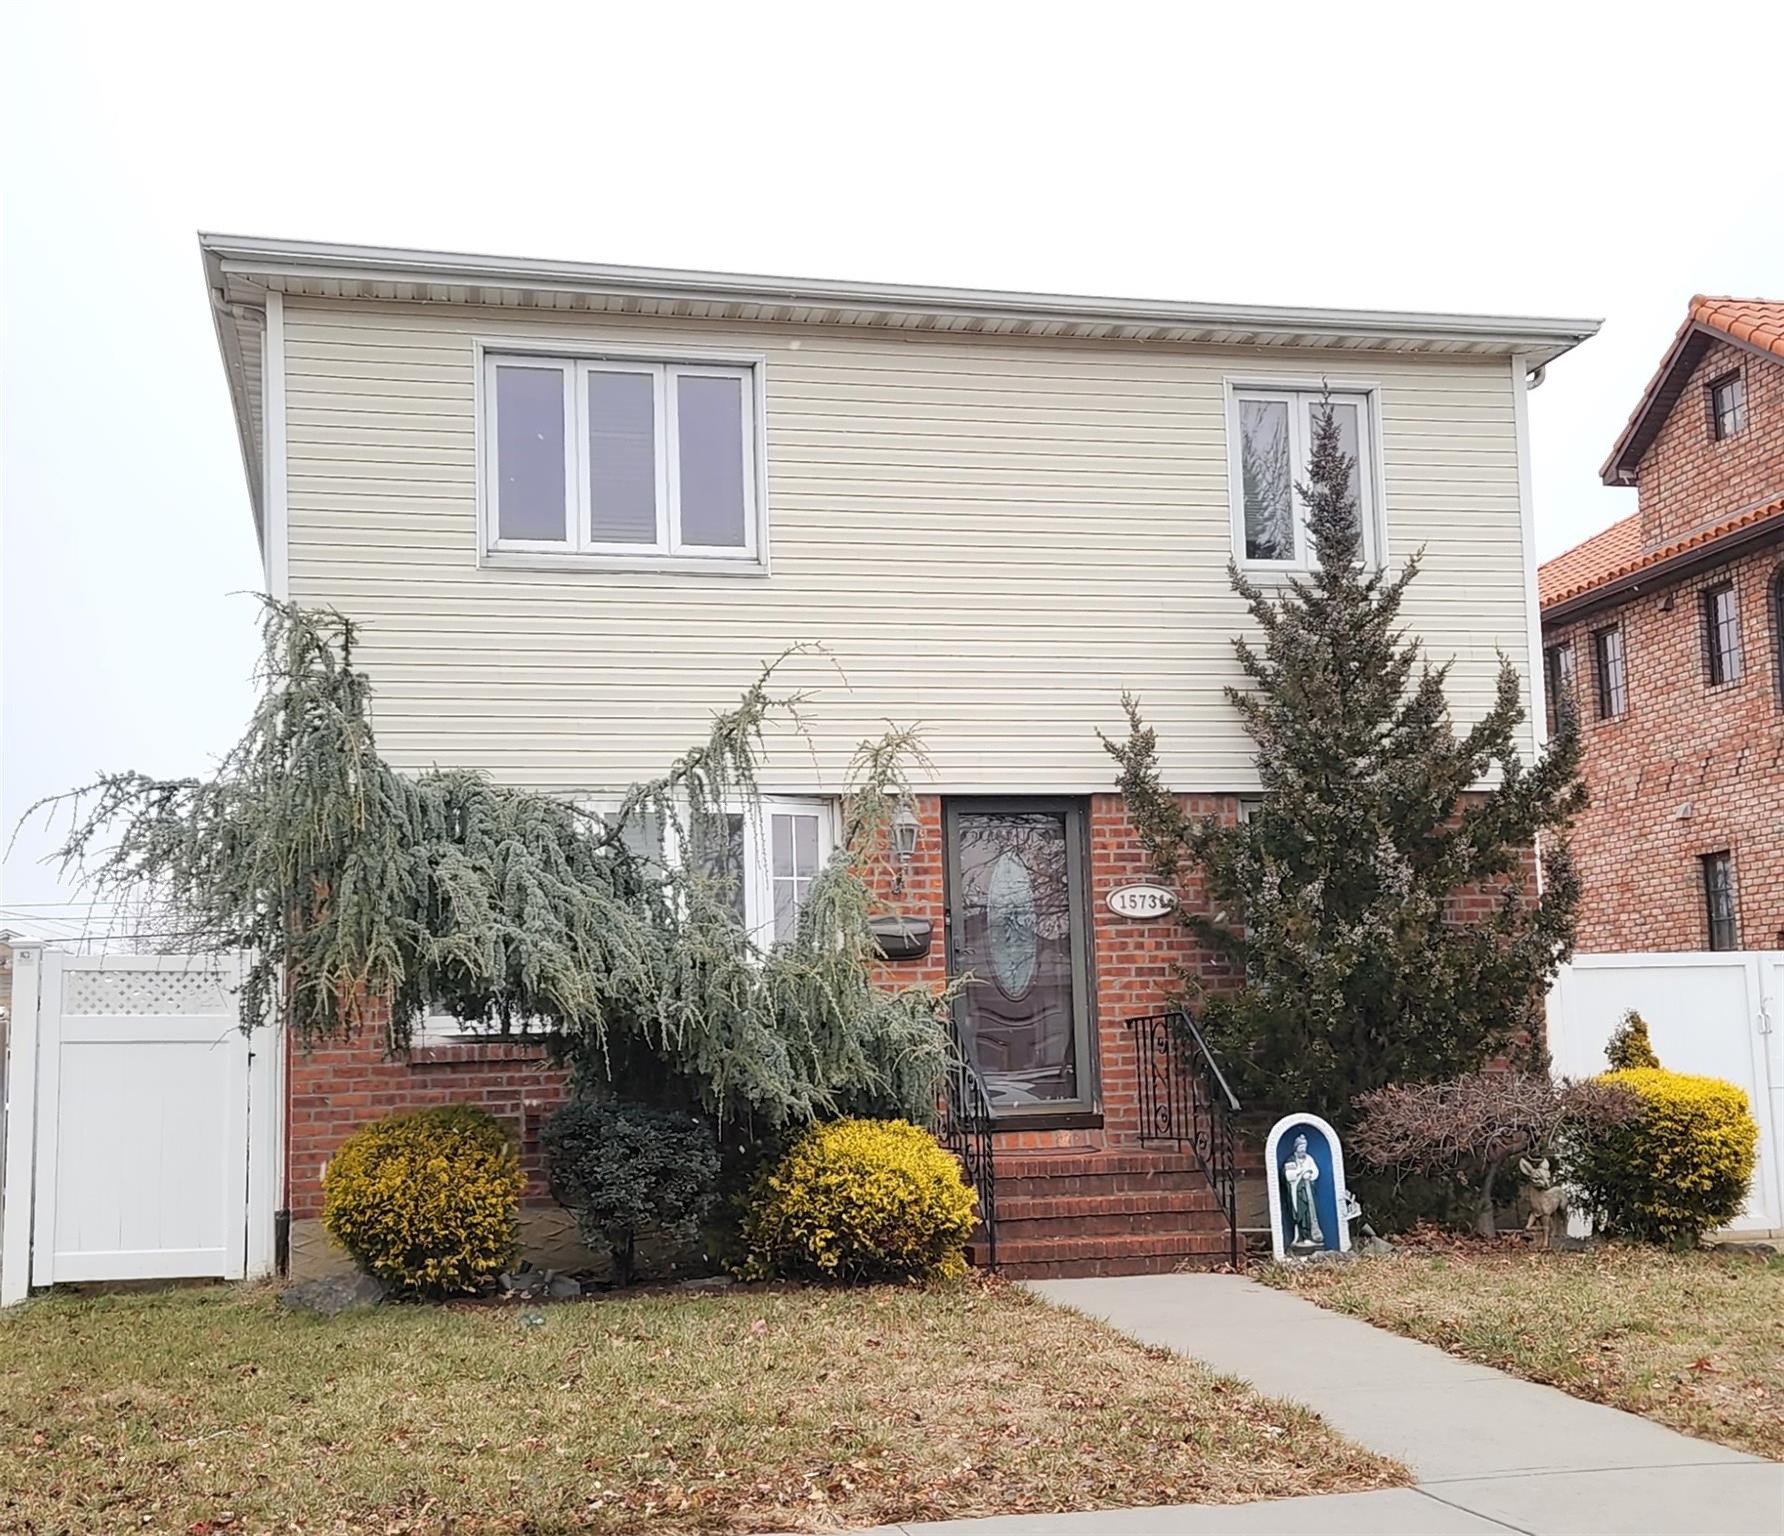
[280,299,1535,793]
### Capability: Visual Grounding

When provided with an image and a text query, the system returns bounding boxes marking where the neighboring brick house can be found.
[1540,297,1784,955]
[201,234,1595,1276]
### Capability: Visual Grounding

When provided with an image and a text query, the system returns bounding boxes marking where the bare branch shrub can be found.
[1352,1072,1637,1236]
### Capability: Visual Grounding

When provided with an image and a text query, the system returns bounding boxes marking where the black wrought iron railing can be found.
[1126,1009,1241,1268]
[936,1015,998,1269]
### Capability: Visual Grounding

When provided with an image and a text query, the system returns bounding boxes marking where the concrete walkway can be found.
[987,1274,1782,1536]
[829,1274,1780,1534]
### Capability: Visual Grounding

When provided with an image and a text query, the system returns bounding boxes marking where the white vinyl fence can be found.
[1,946,279,1304]
[1547,951,1784,1234]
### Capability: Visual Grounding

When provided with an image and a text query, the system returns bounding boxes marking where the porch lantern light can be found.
[890,804,921,893]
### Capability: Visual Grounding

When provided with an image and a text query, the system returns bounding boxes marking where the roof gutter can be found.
[1542,515,1784,627]
[197,232,1601,364]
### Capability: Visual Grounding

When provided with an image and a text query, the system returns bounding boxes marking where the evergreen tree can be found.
[1103,402,1585,1120]
[30,601,952,1132]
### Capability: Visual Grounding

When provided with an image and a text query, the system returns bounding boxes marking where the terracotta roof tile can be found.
[1692,296,1784,359]
[1539,515,1642,608]
[1539,497,1784,611]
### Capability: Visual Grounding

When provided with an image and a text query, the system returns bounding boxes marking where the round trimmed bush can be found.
[741,1118,977,1282]
[322,1105,523,1295]
[542,1099,720,1285]
[1568,1068,1758,1245]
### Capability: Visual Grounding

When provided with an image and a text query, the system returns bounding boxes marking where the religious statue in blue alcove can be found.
[1282,1133,1323,1250]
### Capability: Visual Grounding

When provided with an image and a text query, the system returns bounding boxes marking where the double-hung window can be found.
[1710,372,1746,440]
[679,798,838,946]
[1703,581,1743,686]
[1592,625,1627,719]
[1543,640,1578,733]
[484,352,763,570]
[1228,385,1381,569]
[1701,851,1738,951]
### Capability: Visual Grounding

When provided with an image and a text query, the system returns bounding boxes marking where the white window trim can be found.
[588,791,839,948]
[475,338,771,576]
[1223,377,1386,575]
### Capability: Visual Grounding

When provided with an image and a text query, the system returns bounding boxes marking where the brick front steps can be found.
[969,1149,1234,1278]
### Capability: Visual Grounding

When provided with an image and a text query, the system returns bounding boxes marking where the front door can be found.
[944,800,1096,1118]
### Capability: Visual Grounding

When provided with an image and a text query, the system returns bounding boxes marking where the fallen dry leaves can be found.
[0,1274,1403,1534]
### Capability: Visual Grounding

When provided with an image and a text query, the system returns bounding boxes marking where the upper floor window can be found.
[1774,568,1784,706]
[1592,624,1627,719]
[1702,581,1743,686]
[1543,640,1577,733]
[483,352,763,571]
[1709,372,1747,440]
[1227,385,1380,569]
[1701,851,1738,950]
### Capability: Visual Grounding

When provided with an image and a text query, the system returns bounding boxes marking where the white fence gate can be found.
[1548,951,1783,1234]
[1,947,279,1304]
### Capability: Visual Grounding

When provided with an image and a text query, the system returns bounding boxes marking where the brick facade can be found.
[285,786,1536,1276]
[1637,338,1784,546]
[1543,544,1784,952]
[286,792,1244,1277]
[1543,327,1784,954]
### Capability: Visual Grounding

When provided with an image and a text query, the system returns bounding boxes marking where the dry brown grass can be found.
[0,1276,1403,1534]
[1263,1238,1784,1460]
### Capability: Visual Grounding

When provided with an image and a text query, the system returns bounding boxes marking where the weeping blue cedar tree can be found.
[31,601,952,1130]
[1101,401,1586,1120]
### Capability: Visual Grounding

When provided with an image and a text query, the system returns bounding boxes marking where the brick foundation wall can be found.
[1637,338,1784,547]
[1544,539,1784,952]
[285,1013,570,1222]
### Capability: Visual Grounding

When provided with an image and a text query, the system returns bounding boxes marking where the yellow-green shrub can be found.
[1605,1011,1661,1070]
[741,1118,977,1282]
[322,1105,524,1295]
[1568,1069,1758,1245]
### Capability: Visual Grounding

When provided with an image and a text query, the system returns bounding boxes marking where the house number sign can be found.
[1106,883,1178,920]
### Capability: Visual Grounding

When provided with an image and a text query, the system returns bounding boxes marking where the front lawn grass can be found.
[1263,1240,1784,1459]
[0,1277,1403,1534]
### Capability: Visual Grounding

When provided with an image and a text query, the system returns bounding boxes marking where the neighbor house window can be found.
[1709,372,1746,440]
[1228,386,1380,568]
[1703,581,1743,685]
[1592,625,1627,719]
[1543,640,1578,732]
[1701,851,1738,950]
[1773,568,1784,706]
[484,353,762,568]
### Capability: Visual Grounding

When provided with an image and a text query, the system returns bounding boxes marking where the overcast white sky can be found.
[5,2,1783,925]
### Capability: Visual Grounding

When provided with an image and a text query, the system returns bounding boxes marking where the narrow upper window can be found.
[1228,387,1379,568]
[484,354,762,569]
[1543,640,1578,732]
[1709,372,1747,440]
[1703,581,1743,686]
[1773,568,1784,706]
[1592,625,1627,719]
[1701,851,1738,950]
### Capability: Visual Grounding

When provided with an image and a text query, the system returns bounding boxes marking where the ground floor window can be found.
[944,799,1096,1117]
[1701,851,1738,951]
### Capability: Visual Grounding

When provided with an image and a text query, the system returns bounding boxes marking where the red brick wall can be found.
[285,1012,569,1220]
[1637,340,1784,546]
[1543,542,1784,952]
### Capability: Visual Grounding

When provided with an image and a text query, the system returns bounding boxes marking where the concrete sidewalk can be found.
[995,1273,1781,1535]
